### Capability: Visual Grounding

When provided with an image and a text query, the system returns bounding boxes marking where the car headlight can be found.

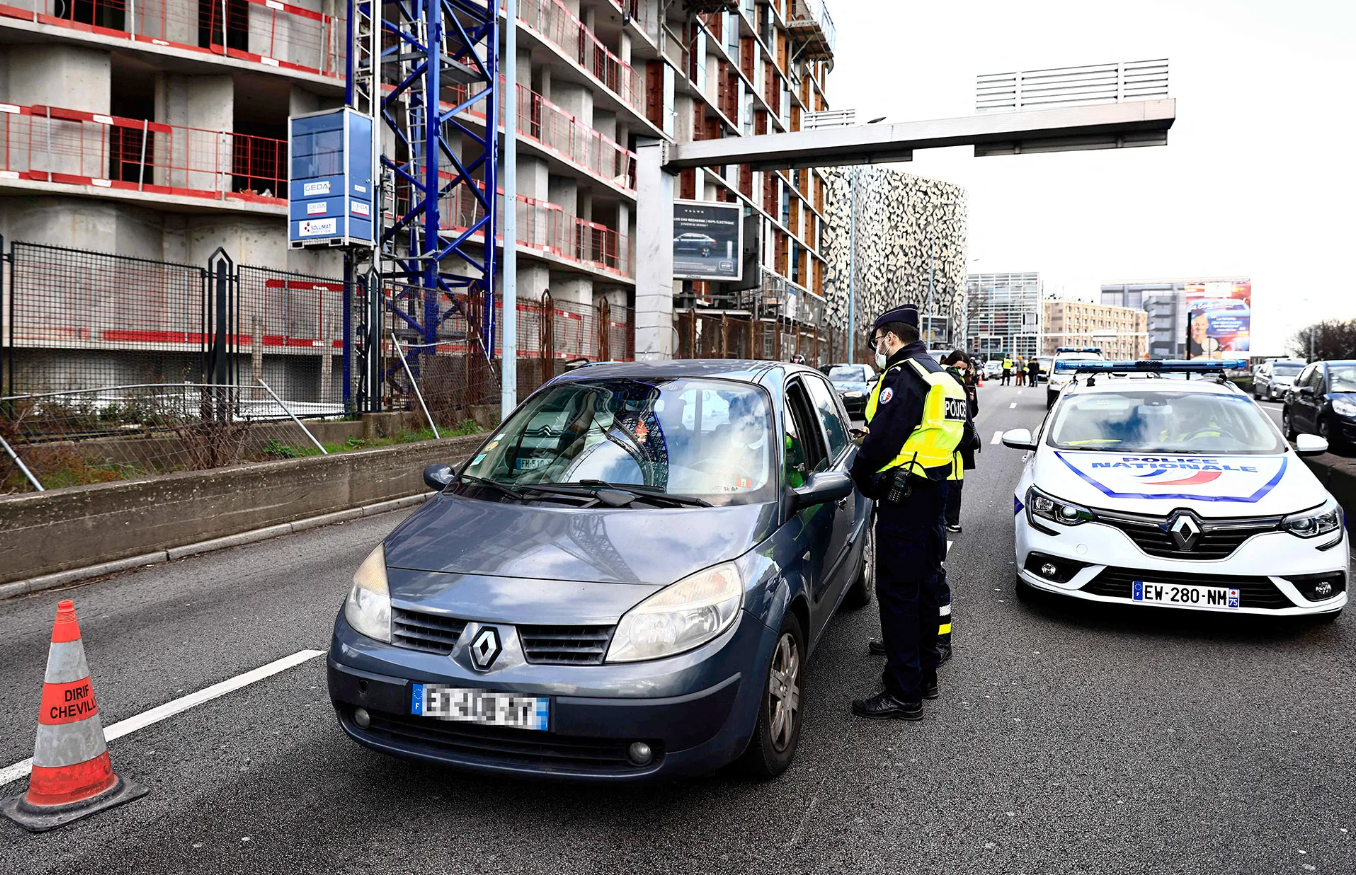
[1027,486,1094,527]
[344,544,391,642]
[1332,398,1356,418]
[1282,499,1343,539]
[606,562,742,663]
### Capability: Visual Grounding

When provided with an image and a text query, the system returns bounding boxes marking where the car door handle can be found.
[836,496,849,509]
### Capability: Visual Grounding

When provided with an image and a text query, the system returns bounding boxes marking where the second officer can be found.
[849,305,967,720]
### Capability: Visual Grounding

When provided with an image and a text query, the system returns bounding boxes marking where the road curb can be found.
[1,493,434,603]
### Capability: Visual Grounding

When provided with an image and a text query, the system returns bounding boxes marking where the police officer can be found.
[1002,354,1013,385]
[850,305,967,720]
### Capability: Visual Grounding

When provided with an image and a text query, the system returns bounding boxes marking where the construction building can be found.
[1043,300,1147,360]
[0,0,840,401]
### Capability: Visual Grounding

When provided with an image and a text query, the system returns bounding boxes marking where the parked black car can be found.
[820,363,876,420]
[1283,360,1356,450]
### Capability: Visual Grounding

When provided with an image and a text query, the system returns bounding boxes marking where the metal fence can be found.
[0,384,327,493]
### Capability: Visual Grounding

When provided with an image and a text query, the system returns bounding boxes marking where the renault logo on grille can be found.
[469,627,502,670]
[1169,513,1203,551]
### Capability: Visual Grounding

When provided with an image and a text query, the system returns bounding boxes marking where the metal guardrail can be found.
[977,60,1169,113]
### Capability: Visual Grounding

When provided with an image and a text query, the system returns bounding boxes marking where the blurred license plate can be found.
[1133,581,1239,609]
[411,684,549,730]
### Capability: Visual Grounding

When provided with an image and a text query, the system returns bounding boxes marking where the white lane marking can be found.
[0,649,323,787]
[992,430,1004,445]
[947,540,954,556]
[1017,390,1023,395]
[1009,402,1017,408]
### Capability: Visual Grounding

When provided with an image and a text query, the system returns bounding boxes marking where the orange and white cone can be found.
[1,600,146,832]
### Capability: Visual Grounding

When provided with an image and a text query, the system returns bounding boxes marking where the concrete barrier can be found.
[0,434,485,589]
[1303,452,1356,524]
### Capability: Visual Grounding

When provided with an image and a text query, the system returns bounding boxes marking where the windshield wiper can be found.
[573,479,713,507]
[456,474,527,501]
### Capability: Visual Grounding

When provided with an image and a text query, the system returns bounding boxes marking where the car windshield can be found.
[1048,391,1285,454]
[1271,362,1304,377]
[1329,365,1356,393]
[827,366,868,383]
[458,377,777,506]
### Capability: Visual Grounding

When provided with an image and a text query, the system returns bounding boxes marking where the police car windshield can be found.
[1048,391,1285,454]
[458,378,777,506]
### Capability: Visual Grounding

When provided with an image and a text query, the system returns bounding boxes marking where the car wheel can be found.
[701,246,712,257]
[841,516,875,610]
[1282,407,1298,441]
[740,612,805,779]
[1015,573,1040,604]
[1046,391,1056,409]
[1318,416,1346,452]
[1317,609,1342,622]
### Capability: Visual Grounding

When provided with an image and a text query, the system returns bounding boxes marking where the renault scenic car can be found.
[327,361,875,781]
[1004,360,1346,618]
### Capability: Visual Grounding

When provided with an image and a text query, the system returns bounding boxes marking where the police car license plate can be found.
[1132,581,1239,609]
[411,684,549,731]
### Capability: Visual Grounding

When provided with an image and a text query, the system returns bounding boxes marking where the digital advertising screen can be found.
[1185,281,1251,359]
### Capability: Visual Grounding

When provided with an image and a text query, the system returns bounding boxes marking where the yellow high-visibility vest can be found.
[1002,358,1013,369]
[865,358,967,480]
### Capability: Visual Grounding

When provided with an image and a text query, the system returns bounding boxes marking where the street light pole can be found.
[501,0,518,420]
[848,165,857,364]
[922,221,935,347]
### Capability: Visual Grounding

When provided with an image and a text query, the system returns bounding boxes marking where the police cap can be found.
[869,304,920,341]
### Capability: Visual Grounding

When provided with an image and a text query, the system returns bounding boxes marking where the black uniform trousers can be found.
[944,477,963,527]
[874,477,948,703]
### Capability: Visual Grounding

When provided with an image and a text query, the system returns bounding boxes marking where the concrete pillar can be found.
[548,175,578,216]
[634,139,673,360]
[619,32,632,67]
[155,73,234,193]
[551,272,592,308]
[517,155,549,200]
[551,81,593,128]
[593,108,617,142]
[540,67,552,102]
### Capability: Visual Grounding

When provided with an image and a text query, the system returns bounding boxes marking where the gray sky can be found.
[828,0,1355,355]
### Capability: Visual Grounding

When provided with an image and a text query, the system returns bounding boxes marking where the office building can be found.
[1043,300,1147,360]
[966,272,1042,361]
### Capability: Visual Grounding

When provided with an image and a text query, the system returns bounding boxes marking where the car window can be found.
[827,365,867,383]
[804,377,850,458]
[1296,365,1316,391]
[1272,362,1304,378]
[1048,390,1285,454]
[1329,365,1356,393]
[785,382,828,487]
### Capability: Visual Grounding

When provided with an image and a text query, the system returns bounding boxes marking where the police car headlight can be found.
[344,544,391,642]
[607,562,742,663]
[1027,486,1094,527]
[1282,499,1343,539]
[1331,398,1356,419]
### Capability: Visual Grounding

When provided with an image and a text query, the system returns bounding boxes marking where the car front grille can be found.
[1094,510,1282,561]
[1083,566,1292,609]
[518,625,614,665]
[364,712,658,773]
[391,608,466,655]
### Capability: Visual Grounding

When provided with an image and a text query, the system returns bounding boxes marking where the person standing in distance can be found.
[1001,354,1013,386]
[849,306,967,720]
[1027,357,1040,388]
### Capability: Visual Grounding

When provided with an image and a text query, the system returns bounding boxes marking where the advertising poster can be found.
[1185,281,1251,359]
[673,200,742,281]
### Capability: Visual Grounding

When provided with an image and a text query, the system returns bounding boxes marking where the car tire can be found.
[1046,391,1056,409]
[701,246,712,257]
[740,611,806,780]
[1015,573,1040,604]
[841,516,875,610]
[1318,416,1346,453]
[1317,609,1342,622]
[1282,407,1298,441]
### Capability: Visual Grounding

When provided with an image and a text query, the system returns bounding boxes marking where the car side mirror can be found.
[1295,433,1329,456]
[1300,386,1316,396]
[1001,428,1037,451]
[423,463,454,491]
[791,471,854,511]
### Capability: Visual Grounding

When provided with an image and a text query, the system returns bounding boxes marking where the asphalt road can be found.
[2,383,1354,874]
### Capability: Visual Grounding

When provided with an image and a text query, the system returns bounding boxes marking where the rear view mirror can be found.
[792,471,854,510]
[1295,434,1329,457]
[1002,428,1037,451]
[423,463,454,491]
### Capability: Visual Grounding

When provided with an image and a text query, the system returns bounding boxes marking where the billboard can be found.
[1185,281,1251,359]
[673,200,742,281]
[288,108,376,249]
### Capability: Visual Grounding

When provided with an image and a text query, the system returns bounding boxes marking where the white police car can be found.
[1004,360,1347,618]
[1045,347,1105,408]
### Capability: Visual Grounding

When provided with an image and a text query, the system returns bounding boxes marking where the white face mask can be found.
[873,337,890,369]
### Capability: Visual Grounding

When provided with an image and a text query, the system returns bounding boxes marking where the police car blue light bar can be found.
[1052,359,1249,373]
[1055,346,1103,354]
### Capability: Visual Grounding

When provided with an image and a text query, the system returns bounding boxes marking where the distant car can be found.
[983,359,1004,379]
[1037,357,1054,379]
[674,233,717,257]
[822,362,876,419]
[327,360,876,781]
[1283,360,1356,452]
[1254,360,1305,401]
[1046,348,1106,408]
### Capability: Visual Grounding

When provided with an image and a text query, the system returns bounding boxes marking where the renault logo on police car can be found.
[469,627,502,670]
[1168,513,1202,551]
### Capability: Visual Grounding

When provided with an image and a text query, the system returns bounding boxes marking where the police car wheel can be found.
[841,516,875,610]
[1015,573,1041,604]
[1316,609,1342,622]
[1046,391,1056,409]
[740,612,805,779]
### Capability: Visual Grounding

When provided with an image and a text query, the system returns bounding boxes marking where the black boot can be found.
[922,675,939,700]
[936,631,952,666]
[867,638,886,655]
[851,690,923,721]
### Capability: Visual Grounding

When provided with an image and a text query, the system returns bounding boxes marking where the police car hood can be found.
[1034,447,1328,516]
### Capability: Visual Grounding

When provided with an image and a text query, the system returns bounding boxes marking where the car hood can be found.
[1032,448,1328,516]
[383,493,778,586]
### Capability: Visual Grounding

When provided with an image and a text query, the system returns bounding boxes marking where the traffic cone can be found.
[1,600,146,832]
